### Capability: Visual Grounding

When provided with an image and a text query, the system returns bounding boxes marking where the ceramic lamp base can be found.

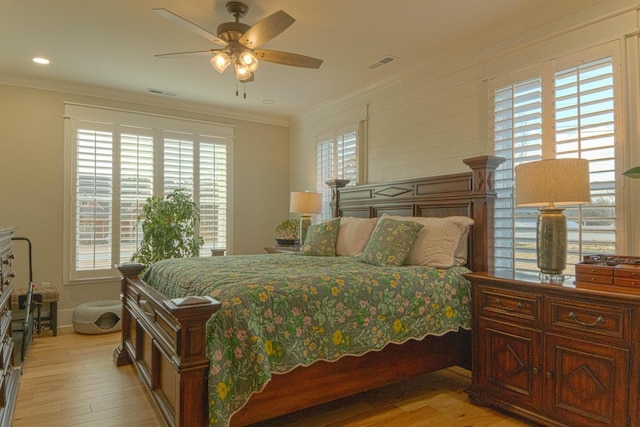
[299,215,311,245]
[537,207,567,277]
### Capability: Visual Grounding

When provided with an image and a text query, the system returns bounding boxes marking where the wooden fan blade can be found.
[254,50,323,69]
[153,8,228,47]
[154,50,222,58]
[239,10,295,49]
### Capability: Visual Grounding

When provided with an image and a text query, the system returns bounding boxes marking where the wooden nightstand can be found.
[464,271,640,427]
[264,246,300,254]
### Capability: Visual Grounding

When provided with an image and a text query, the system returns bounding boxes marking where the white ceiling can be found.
[0,0,596,122]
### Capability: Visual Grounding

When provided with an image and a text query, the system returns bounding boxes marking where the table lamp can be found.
[290,191,322,245]
[515,158,590,283]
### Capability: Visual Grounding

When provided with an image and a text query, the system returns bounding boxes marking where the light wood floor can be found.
[13,328,531,426]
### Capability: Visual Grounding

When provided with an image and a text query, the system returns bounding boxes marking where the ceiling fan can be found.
[153,1,323,84]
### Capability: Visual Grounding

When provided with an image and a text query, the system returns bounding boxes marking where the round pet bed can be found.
[72,300,122,335]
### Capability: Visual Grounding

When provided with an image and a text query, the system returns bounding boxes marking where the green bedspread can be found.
[143,254,471,426]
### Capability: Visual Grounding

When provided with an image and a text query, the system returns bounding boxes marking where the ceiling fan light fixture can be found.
[211,52,231,73]
[239,50,259,72]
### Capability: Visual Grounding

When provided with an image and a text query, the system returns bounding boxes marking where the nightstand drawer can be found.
[546,297,630,345]
[477,286,541,326]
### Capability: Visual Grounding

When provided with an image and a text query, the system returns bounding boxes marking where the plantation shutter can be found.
[316,135,335,220]
[65,104,233,281]
[554,56,616,257]
[493,51,619,277]
[316,126,358,221]
[75,123,114,272]
[119,127,154,263]
[163,131,195,194]
[493,77,543,277]
[337,129,358,184]
[199,138,228,252]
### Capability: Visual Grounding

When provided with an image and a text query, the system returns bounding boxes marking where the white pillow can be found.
[335,217,378,256]
[381,214,474,267]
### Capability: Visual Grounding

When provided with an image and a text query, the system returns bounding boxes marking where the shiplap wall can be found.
[289,0,640,256]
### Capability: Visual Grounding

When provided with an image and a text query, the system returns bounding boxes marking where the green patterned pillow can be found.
[301,218,341,256]
[359,218,423,266]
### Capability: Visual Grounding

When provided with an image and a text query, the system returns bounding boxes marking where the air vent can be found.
[148,88,178,96]
[368,55,398,70]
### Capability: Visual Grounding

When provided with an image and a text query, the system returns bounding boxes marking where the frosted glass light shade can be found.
[239,51,259,72]
[211,52,231,73]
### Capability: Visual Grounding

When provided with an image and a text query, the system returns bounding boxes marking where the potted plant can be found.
[131,189,204,266]
[275,219,299,246]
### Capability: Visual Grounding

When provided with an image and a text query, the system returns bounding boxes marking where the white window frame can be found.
[315,122,365,220]
[490,42,623,278]
[63,104,234,283]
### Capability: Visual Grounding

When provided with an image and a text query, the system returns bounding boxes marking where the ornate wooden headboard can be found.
[328,156,504,272]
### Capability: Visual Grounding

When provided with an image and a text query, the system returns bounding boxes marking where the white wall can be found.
[290,0,640,257]
[0,84,289,327]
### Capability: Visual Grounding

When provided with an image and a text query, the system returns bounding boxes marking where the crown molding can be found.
[0,73,290,128]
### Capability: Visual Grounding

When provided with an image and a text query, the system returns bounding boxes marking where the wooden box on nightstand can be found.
[575,255,640,291]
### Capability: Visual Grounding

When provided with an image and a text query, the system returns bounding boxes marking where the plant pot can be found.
[275,239,298,247]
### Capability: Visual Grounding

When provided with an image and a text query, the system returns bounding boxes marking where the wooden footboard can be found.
[114,155,503,427]
[113,263,220,427]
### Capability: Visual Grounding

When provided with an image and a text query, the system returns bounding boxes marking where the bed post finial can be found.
[463,156,504,272]
[325,179,350,218]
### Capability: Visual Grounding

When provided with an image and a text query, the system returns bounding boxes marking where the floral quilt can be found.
[142,254,471,426]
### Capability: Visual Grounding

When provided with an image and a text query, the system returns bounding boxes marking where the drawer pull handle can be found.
[568,311,604,327]
[495,298,523,312]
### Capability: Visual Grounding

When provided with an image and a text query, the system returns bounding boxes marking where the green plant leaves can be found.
[131,189,204,266]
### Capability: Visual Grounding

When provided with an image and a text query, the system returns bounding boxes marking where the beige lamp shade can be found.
[290,191,322,214]
[515,158,591,207]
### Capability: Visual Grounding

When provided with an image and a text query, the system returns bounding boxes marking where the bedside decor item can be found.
[290,191,322,245]
[623,166,640,178]
[274,219,299,246]
[515,158,590,283]
[131,189,204,267]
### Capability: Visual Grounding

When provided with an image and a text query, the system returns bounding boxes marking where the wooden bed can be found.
[113,155,503,427]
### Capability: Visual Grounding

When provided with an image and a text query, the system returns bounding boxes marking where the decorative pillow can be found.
[335,217,378,256]
[382,214,474,268]
[359,218,423,266]
[300,218,341,256]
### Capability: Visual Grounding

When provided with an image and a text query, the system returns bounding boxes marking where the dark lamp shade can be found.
[515,158,591,207]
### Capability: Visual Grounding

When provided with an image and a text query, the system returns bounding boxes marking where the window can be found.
[65,104,233,282]
[316,124,359,220]
[492,47,619,279]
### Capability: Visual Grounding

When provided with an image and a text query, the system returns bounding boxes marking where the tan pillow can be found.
[381,214,474,267]
[335,217,378,256]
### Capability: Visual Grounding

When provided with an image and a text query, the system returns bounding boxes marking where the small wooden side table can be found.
[12,285,59,336]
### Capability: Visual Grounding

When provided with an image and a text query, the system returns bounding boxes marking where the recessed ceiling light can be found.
[33,57,50,65]
[262,99,276,105]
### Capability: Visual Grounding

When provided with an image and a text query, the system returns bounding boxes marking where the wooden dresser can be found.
[0,227,19,426]
[465,271,640,427]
